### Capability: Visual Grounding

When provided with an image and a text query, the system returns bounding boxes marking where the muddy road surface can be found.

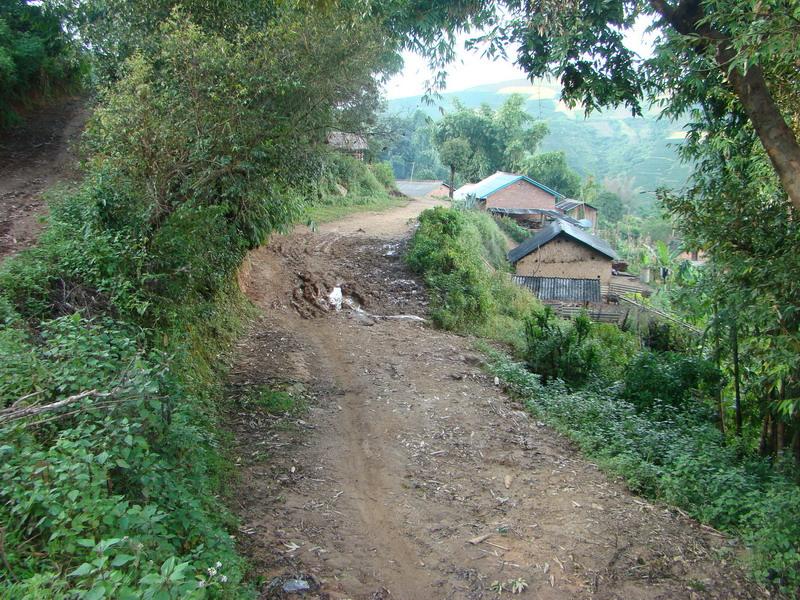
[228,199,763,599]
[0,96,88,260]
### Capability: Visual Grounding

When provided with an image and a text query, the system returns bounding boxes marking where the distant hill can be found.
[387,78,691,197]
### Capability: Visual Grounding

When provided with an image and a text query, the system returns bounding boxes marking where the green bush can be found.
[0,310,247,598]
[407,208,493,329]
[320,153,384,197]
[369,161,397,190]
[406,206,541,348]
[523,308,599,386]
[0,3,83,126]
[623,350,721,411]
[521,307,640,387]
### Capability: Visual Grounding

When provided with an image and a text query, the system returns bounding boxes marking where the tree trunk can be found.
[776,419,786,456]
[713,306,725,434]
[720,54,800,213]
[759,413,771,456]
[449,165,455,199]
[649,0,800,212]
[730,317,742,436]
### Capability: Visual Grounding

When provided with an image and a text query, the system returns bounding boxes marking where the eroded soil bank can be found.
[227,199,764,599]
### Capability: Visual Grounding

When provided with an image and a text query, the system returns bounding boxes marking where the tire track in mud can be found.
[227,199,766,600]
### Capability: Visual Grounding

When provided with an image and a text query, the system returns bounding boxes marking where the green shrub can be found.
[320,153,384,197]
[407,208,493,329]
[369,161,396,190]
[494,216,529,244]
[0,311,247,597]
[407,206,540,347]
[623,350,721,411]
[523,308,599,386]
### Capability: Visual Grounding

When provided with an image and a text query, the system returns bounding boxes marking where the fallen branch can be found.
[0,390,111,426]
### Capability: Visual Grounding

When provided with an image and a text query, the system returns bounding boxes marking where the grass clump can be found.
[494,215,530,244]
[242,385,307,416]
[406,206,539,349]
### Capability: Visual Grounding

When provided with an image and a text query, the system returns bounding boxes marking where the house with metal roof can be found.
[508,221,619,301]
[556,199,598,228]
[453,171,564,211]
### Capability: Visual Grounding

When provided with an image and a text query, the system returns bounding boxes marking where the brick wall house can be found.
[454,172,562,211]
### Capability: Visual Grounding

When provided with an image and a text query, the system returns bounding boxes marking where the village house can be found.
[508,220,618,303]
[455,172,600,230]
[454,171,565,227]
[556,199,598,228]
[326,131,369,161]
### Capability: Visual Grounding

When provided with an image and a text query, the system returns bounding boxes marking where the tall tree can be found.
[437,137,471,197]
[524,151,582,197]
[433,94,548,185]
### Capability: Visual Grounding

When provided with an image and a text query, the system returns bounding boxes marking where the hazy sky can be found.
[384,18,656,100]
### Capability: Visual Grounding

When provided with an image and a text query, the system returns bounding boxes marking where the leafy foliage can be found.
[523,308,598,386]
[406,207,539,348]
[433,95,548,186]
[623,351,721,411]
[0,0,83,126]
[523,151,581,198]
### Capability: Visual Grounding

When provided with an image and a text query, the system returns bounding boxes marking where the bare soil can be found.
[0,96,88,261]
[228,198,765,599]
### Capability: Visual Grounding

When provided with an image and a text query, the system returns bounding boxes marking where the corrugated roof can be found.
[513,276,601,302]
[454,171,563,201]
[488,207,585,228]
[556,199,597,212]
[453,182,477,198]
[507,220,619,263]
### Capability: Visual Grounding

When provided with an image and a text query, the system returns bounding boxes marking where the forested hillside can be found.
[386,78,691,196]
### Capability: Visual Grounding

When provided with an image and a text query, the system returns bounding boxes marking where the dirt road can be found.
[0,96,88,260]
[228,199,763,599]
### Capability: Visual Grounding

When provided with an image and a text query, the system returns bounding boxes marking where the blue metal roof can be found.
[457,171,564,201]
[507,220,619,264]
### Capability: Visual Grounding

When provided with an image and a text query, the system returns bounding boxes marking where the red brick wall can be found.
[485,180,557,210]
